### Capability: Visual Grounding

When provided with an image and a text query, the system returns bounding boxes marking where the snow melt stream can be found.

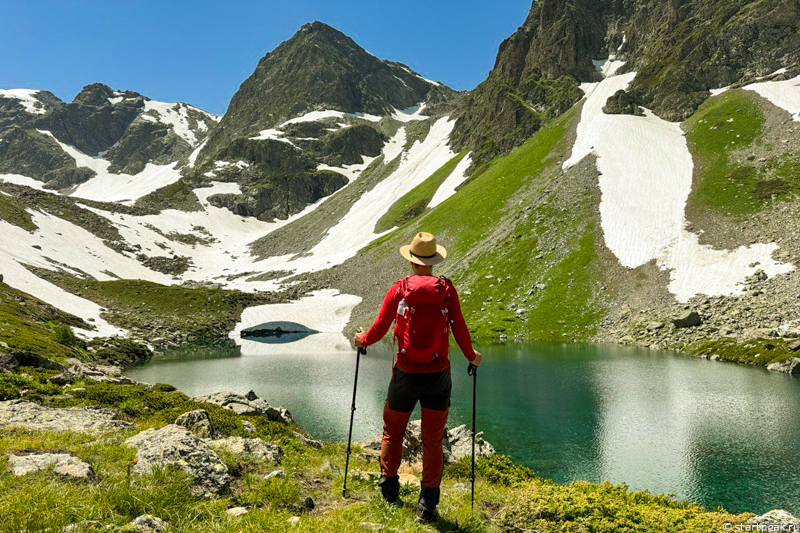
[565,68,793,302]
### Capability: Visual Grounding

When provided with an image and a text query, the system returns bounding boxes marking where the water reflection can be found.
[125,340,800,514]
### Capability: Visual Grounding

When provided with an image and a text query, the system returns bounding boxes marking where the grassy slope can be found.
[0,194,36,231]
[685,89,800,218]
[0,372,750,532]
[373,151,468,233]
[360,106,607,341]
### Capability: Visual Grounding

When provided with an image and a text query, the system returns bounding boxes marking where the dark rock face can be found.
[603,89,645,116]
[0,127,95,189]
[106,120,190,175]
[618,0,800,121]
[35,84,145,156]
[0,90,63,132]
[451,0,597,165]
[672,311,702,328]
[322,124,385,166]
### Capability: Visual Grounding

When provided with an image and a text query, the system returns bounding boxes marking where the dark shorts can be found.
[387,368,451,412]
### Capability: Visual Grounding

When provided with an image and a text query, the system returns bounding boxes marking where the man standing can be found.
[354,231,482,522]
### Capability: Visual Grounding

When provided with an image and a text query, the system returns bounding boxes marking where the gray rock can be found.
[320,461,340,473]
[303,496,315,510]
[242,420,256,433]
[9,351,66,371]
[671,311,702,328]
[265,469,285,479]
[50,361,134,385]
[124,424,230,498]
[8,452,94,480]
[194,390,293,424]
[0,352,20,374]
[710,354,721,361]
[361,420,495,465]
[646,322,665,332]
[293,431,323,448]
[787,340,800,352]
[767,357,800,375]
[749,509,800,527]
[226,506,249,517]
[207,436,283,463]
[175,409,220,439]
[131,514,167,532]
[0,400,130,433]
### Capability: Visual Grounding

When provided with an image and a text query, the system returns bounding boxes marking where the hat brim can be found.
[399,244,447,266]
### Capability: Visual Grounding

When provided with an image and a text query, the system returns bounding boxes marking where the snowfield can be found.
[565,65,794,302]
[141,100,219,144]
[428,152,472,208]
[230,289,361,355]
[744,74,800,122]
[0,89,47,114]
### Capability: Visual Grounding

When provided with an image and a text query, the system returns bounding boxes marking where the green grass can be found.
[685,90,768,216]
[686,337,798,367]
[373,151,468,233]
[370,106,607,341]
[135,179,203,213]
[0,281,89,360]
[0,193,36,231]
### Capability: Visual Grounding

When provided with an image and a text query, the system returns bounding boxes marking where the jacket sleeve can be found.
[360,281,401,347]
[448,283,477,362]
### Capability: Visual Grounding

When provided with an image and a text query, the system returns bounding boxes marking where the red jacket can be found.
[360,275,477,373]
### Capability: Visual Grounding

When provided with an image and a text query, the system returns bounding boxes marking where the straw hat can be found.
[400,232,447,266]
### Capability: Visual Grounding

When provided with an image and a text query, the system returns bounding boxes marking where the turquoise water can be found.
[124,340,800,515]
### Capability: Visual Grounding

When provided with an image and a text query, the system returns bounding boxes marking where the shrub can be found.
[445,454,535,486]
[50,323,79,347]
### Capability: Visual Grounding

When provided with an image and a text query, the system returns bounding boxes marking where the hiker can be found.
[354,231,481,522]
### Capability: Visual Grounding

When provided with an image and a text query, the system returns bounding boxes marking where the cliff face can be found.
[453,0,800,164]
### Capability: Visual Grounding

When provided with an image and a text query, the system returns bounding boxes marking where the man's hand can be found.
[354,327,366,348]
[471,351,482,367]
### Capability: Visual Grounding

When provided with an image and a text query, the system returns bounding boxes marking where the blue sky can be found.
[1,1,532,115]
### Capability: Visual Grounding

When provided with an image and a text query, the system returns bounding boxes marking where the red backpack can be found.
[393,275,452,364]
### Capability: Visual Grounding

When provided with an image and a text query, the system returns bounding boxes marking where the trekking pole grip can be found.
[468,363,477,376]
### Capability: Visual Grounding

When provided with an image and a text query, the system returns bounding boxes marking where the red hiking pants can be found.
[380,368,451,488]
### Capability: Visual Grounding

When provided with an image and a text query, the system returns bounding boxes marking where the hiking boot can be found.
[416,485,440,523]
[378,475,400,504]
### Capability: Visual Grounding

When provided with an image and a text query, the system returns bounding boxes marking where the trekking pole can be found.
[467,363,478,510]
[342,345,366,498]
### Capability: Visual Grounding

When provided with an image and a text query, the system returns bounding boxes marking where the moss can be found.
[373,151,468,233]
[135,179,202,213]
[0,193,36,231]
[685,337,795,367]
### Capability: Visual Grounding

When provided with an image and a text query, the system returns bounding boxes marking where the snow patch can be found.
[565,72,793,302]
[141,100,210,144]
[0,173,49,191]
[744,74,800,122]
[428,153,473,208]
[249,128,296,146]
[36,129,182,203]
[0,89,47,114]
[392,103,428,123]
[230,289,361,355]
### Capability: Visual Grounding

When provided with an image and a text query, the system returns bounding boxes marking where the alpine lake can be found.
[124,339,800,516]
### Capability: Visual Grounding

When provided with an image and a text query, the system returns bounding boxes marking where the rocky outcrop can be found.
[194,390,293,424]
[671,311,702,328]
[175,409,220,439]
[130,514,167,532]
[0,400,131,433]
[124,424,230,498]
[603,89,644,116]
[49,360,134,385]
[7,451,94,480]
[361,420,496,465]
[207,436,283,463]
[767,357,800,375]
[749,509,800,527]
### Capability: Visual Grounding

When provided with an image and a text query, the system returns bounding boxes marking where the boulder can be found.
[194,390,292,424]
[50,361,134,385]
[175,409,220,439]
[787,340,800,352]
[671,311,702,328]
[0,400,130,433]
[8,451,94,480]
[9,351,66,371]
[602,89,645,116]
[767,357,800,375]
[265,469,285,479]
[124,424,230,498]
[293,431,322,448]
[130,514,167,532]
[0,352,20,374]
[207,436,283,463]
[361,420,495,465]
[749,509,800,527]
[646,322,665,332]
[226,507,249,517]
